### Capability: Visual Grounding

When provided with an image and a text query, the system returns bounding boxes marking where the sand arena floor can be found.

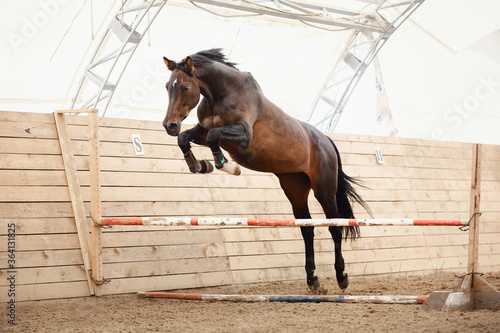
[3,272,500,333]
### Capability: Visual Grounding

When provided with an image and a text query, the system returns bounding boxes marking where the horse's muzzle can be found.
[164,121,180,136]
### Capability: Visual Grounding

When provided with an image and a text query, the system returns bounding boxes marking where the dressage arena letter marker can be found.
[131,134,144,155]
[374,147,384,164]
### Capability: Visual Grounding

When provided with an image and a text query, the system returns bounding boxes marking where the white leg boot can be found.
[219,161,241,176]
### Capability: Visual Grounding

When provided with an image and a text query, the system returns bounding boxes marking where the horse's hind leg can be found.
[312,180,350,290]
[276,173,319,291]
[329,226,349,290]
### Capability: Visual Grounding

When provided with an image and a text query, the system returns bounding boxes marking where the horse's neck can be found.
[197,65,235,103]
[199,82,215,108]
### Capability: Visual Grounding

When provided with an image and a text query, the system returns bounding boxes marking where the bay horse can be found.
[162,48,369,291]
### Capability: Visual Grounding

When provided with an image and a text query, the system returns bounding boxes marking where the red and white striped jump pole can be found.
[98,217,468,227]
[138,291,428,304]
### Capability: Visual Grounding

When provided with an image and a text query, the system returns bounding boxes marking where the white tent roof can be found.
[1,0,499,143]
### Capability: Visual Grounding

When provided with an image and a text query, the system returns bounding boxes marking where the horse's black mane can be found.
[177,48,238,74]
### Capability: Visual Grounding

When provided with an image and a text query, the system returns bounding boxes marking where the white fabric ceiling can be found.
[1,0,499,143]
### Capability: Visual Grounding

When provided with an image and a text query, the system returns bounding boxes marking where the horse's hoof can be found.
[307,276,320,292]
[233,164,241,176]
[199,160,214,174]
[338,273,349,291]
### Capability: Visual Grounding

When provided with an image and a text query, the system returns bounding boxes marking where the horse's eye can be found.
[182,86,189,91]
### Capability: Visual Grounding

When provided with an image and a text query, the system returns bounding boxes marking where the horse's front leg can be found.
[206,123,253,176]
[177,124,214,174]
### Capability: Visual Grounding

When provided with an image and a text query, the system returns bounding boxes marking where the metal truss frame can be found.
[70,0,168,115]
[307,0,425,132]
[70,0,424,123]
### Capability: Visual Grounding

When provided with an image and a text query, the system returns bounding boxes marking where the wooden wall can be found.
[0,111,499,301]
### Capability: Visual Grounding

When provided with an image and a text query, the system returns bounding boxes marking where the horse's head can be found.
[162,56,201,136]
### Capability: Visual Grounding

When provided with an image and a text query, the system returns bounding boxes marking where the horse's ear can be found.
[163,57,176,71]
[185,56,195,74]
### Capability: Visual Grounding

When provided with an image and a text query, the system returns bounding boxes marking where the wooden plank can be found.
[0,120,57,139]
[103,257,230,279]
[478,222,500,233]
[0,265,87,286]
[0,233,80,251]
[101,271,233,295]
[403,156,470,170]
[0,249,83,268]
[0,154,64,170]
[0,170,68,186]
[74,155,184,172]
[479,201,500,212]
[54,112,94,295]
[0,203,74,219]
[0,186,71,202]
[0,185,312,206]
[101,229,223,248]
[0,111,55,124]
[482,146,500,161]
[0,281,89,302]
[342,165,409,179]
[404,168,470,181]
[102,243,228,263]
[334,141,404,156]
[482,170,500,181]
[346,257,468,276]
[65,124,172,144]
[0,218,78,235]
[345,234,468,251]
[410,179,470,191]
[415,201,468,213]
[0,137,61,154]
[65,112,166,132]
[399,137,471,150]
[359,177,412,190]
[97,171,280,189]
[97,201,218,217]
[338,153,405,167]
[95,187,288,203]
[231,266,306,285]
[72,140,184,159]
[400,144,472,160]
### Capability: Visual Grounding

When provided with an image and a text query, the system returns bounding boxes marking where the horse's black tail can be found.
[329,138,372,240]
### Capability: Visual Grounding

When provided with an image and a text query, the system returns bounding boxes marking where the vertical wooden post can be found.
[441,143,481,311]
[89,110,104,296]
[468,143,481,278]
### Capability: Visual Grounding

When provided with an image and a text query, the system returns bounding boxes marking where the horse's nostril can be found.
[166,122,178,132]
